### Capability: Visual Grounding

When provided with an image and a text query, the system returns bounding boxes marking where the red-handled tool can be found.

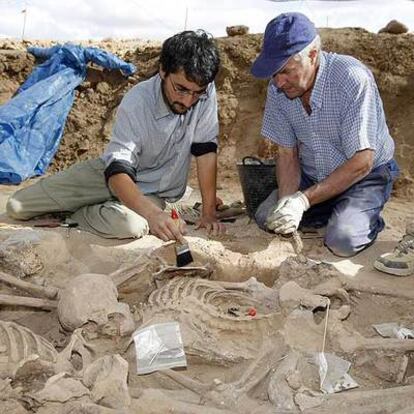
[171,208,193,267]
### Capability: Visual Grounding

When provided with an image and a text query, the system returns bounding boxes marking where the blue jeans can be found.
[255,160,400,257]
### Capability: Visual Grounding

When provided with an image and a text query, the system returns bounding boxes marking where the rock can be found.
[268,352,299,410]
[279,281,328,315]
[226,25,249,36]
[0,231,43,278]
[379,20,409,34]
[96,81,111,95]
[0,400,28,414]
[83,355,131,409]
[33,373,89,403]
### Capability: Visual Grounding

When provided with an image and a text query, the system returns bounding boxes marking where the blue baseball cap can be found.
[251,13,317,79]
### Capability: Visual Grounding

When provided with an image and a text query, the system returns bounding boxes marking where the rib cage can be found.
[140,277,280,365]
[146,277,267,320]
[0,320,57,379]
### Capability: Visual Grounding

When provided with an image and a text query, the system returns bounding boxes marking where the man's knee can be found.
[115,212,149,239]
[324,225,367,258]
[72,204,150,239]
[6,193,30,220]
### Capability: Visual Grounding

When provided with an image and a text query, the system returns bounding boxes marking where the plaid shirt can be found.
[261,51,395,181]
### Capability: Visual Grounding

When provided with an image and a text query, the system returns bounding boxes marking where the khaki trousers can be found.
[6,158,165,239]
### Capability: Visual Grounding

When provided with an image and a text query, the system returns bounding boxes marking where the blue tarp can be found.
[0,43,136,184]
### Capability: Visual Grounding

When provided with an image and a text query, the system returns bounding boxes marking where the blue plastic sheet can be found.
[0,43,136,184]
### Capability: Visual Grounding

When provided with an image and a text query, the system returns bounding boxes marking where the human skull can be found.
[57,273,134,336]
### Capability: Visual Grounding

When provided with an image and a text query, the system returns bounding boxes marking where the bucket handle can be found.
[242,156,264,165]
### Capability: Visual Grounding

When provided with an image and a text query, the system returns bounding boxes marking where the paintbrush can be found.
[171,208,194,267]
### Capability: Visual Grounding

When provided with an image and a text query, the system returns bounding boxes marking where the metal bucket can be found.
[237,156,277,219]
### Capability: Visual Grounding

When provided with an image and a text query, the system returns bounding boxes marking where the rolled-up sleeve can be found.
[261,83,296,148]
[192,83,219,146]
[101,95,142,168]
[340,69,379,159]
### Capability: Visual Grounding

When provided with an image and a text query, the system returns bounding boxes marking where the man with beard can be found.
[7,30,224,241]
[251,13,399,257]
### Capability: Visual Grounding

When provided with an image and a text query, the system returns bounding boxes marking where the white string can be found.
[321,298,330,354]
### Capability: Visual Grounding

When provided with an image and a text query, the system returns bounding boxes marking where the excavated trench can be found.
[1,225,414,413]
[1,26,414,413]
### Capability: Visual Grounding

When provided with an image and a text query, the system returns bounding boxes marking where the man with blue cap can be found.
[252,12,399,257]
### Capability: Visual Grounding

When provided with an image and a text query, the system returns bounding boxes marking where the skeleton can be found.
[0,260,153,336]
[137,276,281,365]
[0,321,92,380]
[160,334,288,412]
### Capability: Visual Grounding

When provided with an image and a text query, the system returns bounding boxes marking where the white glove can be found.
[266,191,310,234]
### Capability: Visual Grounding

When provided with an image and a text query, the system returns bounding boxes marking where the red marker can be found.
[171,209,179,220]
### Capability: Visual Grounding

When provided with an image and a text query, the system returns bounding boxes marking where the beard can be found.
[170,101,189,114]
[161,79,193,114]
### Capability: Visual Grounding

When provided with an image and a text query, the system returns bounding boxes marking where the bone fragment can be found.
[0,271,58,299]
[132,388,236,414]
[110,262,151,287]
[268,352,299,410]
[307,384,414,413]
[361,337,414,352]
[343,280,414,301]
[279,281,329,314]
[161,369,209,394]
[0,294,57,310]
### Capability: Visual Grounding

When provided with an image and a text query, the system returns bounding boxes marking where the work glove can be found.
[266,191,310,234]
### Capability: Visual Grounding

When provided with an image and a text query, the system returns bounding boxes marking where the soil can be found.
[0,28,414,413]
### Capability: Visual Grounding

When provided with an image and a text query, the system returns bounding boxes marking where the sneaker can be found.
[374,234,414,276]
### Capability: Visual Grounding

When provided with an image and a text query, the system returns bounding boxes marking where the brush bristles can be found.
[175,242,194,267]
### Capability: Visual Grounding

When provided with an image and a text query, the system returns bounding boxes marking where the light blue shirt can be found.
[101,74,218,201]
[261,51,395,181]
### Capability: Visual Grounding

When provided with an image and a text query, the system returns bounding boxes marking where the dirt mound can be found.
[1,28,414,194]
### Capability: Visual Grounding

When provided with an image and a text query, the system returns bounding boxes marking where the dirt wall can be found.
[1,29,414,191]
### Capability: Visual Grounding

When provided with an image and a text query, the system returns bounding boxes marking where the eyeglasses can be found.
[169,77,208,99]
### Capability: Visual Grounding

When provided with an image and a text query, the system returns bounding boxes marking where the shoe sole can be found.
[374,260,414,277]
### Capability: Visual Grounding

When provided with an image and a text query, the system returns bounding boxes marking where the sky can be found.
[0,0,413,41]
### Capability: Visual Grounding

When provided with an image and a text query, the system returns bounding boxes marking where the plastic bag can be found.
[0,43,136,184]
[317,352,359,394]
[133,321,187,375]
[373,322,414,339]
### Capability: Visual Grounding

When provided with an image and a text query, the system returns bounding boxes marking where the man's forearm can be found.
[303,149,374,205]
[108,173,162,219]
[196,152,218,217]
[277,147,301,198]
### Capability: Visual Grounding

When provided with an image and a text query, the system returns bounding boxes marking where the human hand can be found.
[196,214,226,236]
[266,191,310,234]
[146,209,186,242]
